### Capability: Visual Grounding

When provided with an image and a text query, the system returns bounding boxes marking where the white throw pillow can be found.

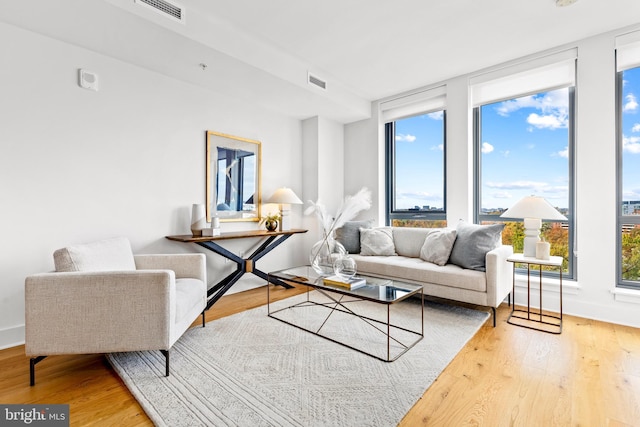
[360,227,397,256]
[54,237,136,272]
[419,229,457,266]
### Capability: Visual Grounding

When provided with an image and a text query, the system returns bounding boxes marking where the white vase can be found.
[191,204,206,236]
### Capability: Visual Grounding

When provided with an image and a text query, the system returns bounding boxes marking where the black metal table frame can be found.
[197,234,296,311]
[267,279,424,362]
[507,259,563,334]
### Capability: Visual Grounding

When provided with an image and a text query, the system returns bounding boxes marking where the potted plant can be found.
[260,213,281,232]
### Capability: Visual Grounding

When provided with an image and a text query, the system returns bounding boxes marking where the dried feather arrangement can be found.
[305,187,372,270]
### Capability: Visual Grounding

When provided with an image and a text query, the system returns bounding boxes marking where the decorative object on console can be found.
[500,195,567,259]
[190,203,206,236]
[259,213,281,232]
[266,187,302,231]
[536,239,551,260]
[305,187,372,275]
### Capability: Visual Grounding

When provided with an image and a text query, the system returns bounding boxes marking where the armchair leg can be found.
[202,311,206,327]
[30,356,47,386]
[492,307,497,327]
[160,350,169,377]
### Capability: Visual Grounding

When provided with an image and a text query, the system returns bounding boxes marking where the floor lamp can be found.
[266,187,303,231]
[500,195,567,258]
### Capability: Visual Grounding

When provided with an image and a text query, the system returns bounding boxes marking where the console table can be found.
[166,229,307,310]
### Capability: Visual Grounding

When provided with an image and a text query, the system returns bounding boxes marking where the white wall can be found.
[344,26,640,328]
[0,22,307,349]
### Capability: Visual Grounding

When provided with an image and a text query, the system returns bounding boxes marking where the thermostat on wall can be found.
[78,69,99,91]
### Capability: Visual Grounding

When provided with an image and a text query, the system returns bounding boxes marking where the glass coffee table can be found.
[267,265,424,362]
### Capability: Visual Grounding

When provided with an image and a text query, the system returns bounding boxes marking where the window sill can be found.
[611,287,640,304]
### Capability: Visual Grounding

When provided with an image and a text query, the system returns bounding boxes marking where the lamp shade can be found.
[266,187,303,205]
[500,196,567,220]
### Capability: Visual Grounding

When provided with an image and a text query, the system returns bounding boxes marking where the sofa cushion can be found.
[54,237,136,272]
[420,229,457,266]
[360,227,397,256]
[335,220,373,254]
[392,227,434,257]
[448,222,504,272]
[351,254,487,293]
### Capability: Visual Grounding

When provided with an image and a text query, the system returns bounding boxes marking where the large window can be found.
[475,87,575,277]
[386,111,446,228]
[618,66,640,288]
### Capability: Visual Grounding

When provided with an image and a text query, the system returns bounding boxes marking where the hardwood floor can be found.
[2,284,639,426]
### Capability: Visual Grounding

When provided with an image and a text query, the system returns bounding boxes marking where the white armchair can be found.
[25,237,207,385]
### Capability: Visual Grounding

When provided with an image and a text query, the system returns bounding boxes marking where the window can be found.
[385,111,446,228]
[617,65,640,288]
[474,84,575,277]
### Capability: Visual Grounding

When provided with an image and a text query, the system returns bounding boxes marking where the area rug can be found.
[107,291,489,427]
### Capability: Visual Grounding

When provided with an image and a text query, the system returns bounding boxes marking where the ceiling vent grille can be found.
[135,0,185,23]
[308,72,327,91]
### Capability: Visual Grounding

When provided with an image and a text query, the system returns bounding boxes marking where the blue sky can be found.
[395,73,640,213]
[622,66,640,205]
[479,88,570,211]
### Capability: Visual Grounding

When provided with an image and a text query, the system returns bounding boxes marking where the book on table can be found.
[322,275,367,290]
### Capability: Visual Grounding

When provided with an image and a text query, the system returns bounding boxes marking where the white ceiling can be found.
[2,0,640,123]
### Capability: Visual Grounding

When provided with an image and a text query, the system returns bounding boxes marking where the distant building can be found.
[622,201,640,216]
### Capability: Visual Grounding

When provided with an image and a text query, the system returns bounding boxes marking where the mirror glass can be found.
[206,131,261,222]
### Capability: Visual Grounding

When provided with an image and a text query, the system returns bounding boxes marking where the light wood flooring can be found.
[2,284,639,426]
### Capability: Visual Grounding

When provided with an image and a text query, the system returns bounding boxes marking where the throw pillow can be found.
[448,222,505,271]
[335,220,373,254]
[54,237,137,272]
[419,228,457,266]
[360,227,397,256]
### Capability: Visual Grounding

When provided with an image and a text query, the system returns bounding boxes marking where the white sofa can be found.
[338,225,513,326]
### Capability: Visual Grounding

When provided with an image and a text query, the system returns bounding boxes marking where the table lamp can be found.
[500,195,567,258]
[266,187,303,231]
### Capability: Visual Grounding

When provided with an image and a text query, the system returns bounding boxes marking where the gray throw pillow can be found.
[360,227,397,256]
[419,229,457,266]
[448,222,505,271]
[335,220,373,254]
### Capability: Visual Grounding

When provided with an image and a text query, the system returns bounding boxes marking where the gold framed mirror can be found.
[206,131,261,222]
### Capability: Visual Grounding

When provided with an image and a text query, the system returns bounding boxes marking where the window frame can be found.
[473,87,577,280]
[616,67,640,289]
[385,111,447,226]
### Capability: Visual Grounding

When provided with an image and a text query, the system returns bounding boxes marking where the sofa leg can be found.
[508,293,512,307]
[202,311,206,327]
[29,356,47,386]
[160,350,169,377]
[492,307,497,327]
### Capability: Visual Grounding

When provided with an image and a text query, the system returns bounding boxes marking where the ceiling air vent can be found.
[308,72,327,91]
[135,0,185,24]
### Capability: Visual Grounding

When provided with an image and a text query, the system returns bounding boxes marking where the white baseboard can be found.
[0,324,25,350]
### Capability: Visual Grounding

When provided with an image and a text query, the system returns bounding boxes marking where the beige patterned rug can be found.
[107,291,489,427]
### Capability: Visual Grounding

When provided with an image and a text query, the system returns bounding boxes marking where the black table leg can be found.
[196,234,295,310]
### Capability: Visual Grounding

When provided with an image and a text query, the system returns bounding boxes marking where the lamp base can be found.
[523,217,542,257]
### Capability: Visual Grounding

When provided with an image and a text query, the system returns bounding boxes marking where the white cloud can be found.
[632,123,640,132]
[486,181,548,191]
[557,146,569,158]
[502,150,510,157]
[427,111,444,120]
[431,144,444,151]
[624,93,638,113]
[395,133,416,142]
[491,192,513,199]
[496,88,569,130]
[623,135,640,153]
[481,142,494,154]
